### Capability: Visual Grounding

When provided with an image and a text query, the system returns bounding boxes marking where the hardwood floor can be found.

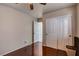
[43,46,67,56]
[4,42,67,56]
[4,45,33,56]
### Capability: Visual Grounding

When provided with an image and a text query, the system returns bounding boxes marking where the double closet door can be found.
[45,15,73,55]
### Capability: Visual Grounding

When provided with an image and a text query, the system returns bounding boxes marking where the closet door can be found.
[57,15,75,56]
[45,17,58,49]
[45,15,74,55]
[57,15,69,51]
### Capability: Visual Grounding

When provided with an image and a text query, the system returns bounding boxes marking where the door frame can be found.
[32,21,34,56]
[32,18,43,56]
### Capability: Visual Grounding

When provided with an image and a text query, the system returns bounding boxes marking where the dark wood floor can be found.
[5,45,33,56]
[4,42,67,56]
[43,46,67,56]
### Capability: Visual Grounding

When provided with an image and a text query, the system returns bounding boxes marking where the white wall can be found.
[0,4,35,55]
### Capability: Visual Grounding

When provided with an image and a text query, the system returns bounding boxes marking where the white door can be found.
[57,15,69,51]
[45,15,75,55]
[45,17,58,49]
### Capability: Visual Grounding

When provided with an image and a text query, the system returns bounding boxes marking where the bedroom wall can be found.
[0,4,35,55]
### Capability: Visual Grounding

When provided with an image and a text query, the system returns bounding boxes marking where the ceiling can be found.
[43,3,76,13]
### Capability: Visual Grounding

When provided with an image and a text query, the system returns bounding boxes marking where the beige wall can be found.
[0,4,35,55]
[77,4,79,37]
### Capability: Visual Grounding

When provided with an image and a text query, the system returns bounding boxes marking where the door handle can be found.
[69,35,72,37]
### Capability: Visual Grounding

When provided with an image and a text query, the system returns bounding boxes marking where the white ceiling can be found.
[43,3,75,13]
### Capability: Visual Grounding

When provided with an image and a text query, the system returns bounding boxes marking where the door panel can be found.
[57,15,69,51]
[46,18,58,49]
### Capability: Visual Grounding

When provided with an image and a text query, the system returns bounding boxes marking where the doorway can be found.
[32,19,43,56]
